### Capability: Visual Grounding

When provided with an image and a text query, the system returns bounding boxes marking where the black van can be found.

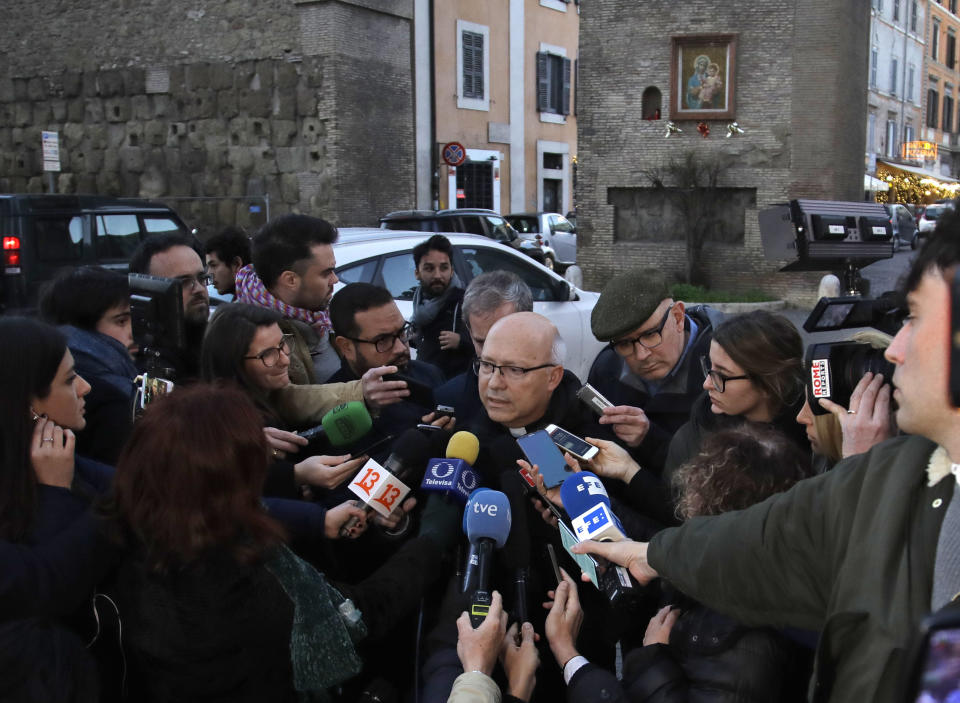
[0,194,190,312]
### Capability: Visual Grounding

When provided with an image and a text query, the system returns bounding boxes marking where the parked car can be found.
[918,203,954,238]
[378,208,548,265]
[505,212,578,270]
[883,203,919,251]
[333,228,605,381]
[0,194,190,313]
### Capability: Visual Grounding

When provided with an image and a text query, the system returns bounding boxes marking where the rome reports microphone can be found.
[463,488,512,627]
[295,401,373,447]
[420,431,480,504]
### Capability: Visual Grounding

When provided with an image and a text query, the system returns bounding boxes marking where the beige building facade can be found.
[414,0,578,215]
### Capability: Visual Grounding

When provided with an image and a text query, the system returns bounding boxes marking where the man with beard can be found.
[329,282,445,446]
[409,235,472,380]
[235,214,341,384]
[128,232,210,380]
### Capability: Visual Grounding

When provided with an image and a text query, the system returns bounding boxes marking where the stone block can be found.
[227,146,255,172]
[123,69,145,96]
[98,70,125,97]
[276,62,298,91]
[84,99,104,122]
[281,173,300,203]
[77,146,104,173]
[51,100,67,122]
[102,149,120,173]
[275,147,307,173]
[139,166,168,198]
[105,98,131,123]
[217,90,238,119]
[119,147,144,173]
[32,103,52,125]
[300,117,325,144]
[0,126,12,152]
[67,99,85,122]
[13,79,28,101]
[218,198,236,224]
[227,116,246,145]
[63,122,85,144]
[85,124,107,149]
[131,95,152,121]
[153,95,177,119]
[258,148,279,175]
[141,121,164,147]
[237,89,271,117]
[210,64,235,91]
[274,91,296,120]
[57,172,76,193]
[233,61,258,90]
[185,63,210,90]
[82,72,99,98]
[304,58,324,88]
[0,78,13,103]
[164,147,182,171]
[255,60,275,92]
[27,78,46,101]
[168,172,193,197]
[167,122,187,144]
[296,86,318,117]
[27,177,44,194]
[182,148,206,172]
[106,124,127,149]
[272,120,298,147]
[249,118,272,143]
[62,72,82,98]
[182,89,216,120]
[76,174,96,193]
[96,171,122,195]
[167,66,185,93]
[14,103,31,127]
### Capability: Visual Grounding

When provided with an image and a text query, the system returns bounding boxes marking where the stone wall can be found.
[576,0,870,305]
[0,0,414,235]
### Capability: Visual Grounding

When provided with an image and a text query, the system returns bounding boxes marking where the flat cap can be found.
[590,268,672,341]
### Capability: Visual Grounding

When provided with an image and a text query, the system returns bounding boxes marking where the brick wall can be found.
[577,0,870,305]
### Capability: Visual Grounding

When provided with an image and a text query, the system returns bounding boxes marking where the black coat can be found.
[410,286,473,381]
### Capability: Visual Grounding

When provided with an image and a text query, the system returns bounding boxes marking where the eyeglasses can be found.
[245,334,294,367]
[612,303,675,355]
[175,272,212,290]
[343,322,412,353]
[473,358,557,380]
[700,355,750,393]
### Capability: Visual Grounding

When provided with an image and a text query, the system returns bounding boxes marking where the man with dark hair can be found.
[204,226,251,297]
[409,235,472,380]
[587,268,723,474]
[236,214,340,384]
[575,212,960,703]
[128,232,210,380]
[329,282,444,445]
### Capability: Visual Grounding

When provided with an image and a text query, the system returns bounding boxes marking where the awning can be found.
[877,159,960,184]
[864,174,889,191]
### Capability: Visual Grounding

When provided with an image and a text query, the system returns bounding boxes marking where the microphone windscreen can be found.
[322,401,372,446]
[447,431,480,465]
[464,488,512,549]
[560,471,611,518]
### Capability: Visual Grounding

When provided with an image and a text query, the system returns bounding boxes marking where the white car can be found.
[918,203,953,237]
[505,212,578,270]
[332,228,604,381]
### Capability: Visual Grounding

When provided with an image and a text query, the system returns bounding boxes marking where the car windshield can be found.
[926,206,949,219]
[507,216,539,234]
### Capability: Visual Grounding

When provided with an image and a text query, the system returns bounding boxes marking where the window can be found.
[945,91,955,133]
[952,0,958,13]
[894,0,901,21]
[641,86,662,120]
[950,33,958,69]
[872,0,883,10]
[933,21,941,61]
[335,258,378,286]
[890,57,899,95]
[96,214,141,259]
[457,246,561,302]
[868,112,877,152]
[907,65,915,102]
[911,0,919,32]
[379,253,419,300]
[34,216,83,261]
[870,48,878,88]
[456,20,489,111]
[886,118,897,157]
[904,123,914,145]
[928,87,941,128]
[143,216,184,235]
[537,47,572,117]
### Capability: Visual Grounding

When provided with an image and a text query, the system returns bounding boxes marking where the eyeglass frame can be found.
[244,334,295,367]
[699,355,750,393]
[174,272,213,290]
[472,358,558,380]
[341,322,413,354]
[611,303,676,355]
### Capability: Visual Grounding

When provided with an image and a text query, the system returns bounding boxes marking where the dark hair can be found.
[201,303,283,393]
[205,227,252,267]
[712,310,804,412]
[251,215,338,289]
[0,318,68,541]
[128,232,205,275]
[329,282,395,339]
[904,204,960,293]
[39,266,129,331]
[412,234,453,268]
[672,424,810,519]
[113,383,285,570]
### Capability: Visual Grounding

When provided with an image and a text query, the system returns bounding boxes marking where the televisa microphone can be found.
[340,428,434,536]
[463,488,511,627]
[560,471,627,543]
[295,401,373,447]
[420,431,481,504]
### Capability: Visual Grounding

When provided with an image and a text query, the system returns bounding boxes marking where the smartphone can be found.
[434,404,455,419]
[384,372,436,409]
[545,424,599,461]
[558,521,600,589]
[517,429,573,488]
[348,434,395,460]
[546,544,562,586]
[576,383,614,416]
[132,374,174,420]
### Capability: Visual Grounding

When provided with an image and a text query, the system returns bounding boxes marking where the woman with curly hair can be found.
[665,310,810,476]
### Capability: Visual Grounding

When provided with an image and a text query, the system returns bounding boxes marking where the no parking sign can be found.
[442,142,466,167]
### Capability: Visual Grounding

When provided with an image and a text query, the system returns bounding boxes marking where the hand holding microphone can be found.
[455,590,507,677]
[295,454,368,490]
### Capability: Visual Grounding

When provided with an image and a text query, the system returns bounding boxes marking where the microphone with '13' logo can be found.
[420,431,480,504]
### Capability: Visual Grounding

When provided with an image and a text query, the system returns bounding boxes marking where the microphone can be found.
[463,488,511,627]
[420,431,480,504]
[500,471,532,630]
[560,472,627,543]
[296,401,373,447]
[341,428,434,536]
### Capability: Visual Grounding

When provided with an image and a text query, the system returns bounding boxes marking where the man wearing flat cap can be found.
[587,268,723,476]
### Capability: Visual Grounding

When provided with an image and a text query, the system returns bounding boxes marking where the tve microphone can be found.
[420,431,480,504]
[561,472,627,543]
[296,401,373,447]
[341,429,434,536]
[463,488,511,627]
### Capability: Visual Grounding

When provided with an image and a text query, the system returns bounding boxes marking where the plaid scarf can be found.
[235,264,332,334]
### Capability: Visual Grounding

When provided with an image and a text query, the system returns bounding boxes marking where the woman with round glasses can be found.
[665,310,809,476]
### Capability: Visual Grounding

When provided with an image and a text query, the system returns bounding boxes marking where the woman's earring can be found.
[30,408,43,422]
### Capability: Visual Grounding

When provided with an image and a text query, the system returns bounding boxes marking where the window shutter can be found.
[462,31,484,99]
[561,57,572,115]
[537,51,549,112]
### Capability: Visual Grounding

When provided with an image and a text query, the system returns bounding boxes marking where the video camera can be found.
[128,273,186,380]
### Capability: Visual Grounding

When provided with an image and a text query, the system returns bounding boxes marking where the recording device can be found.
[340,429,434,536]
[805,341,895,416]
[462,489,512,627]
[383,372,436,409]
[132,373,174,421]
[128,273,186,378]
[545,424,599,461]
[435,404,456,419]
[576,383,614,416]
[517,429,574,488]
[295,401,373,446]
[420,431,480,504]
[803,292,906,336]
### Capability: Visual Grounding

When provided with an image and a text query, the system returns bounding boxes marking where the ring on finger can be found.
[42,437,54,443]
[847,409,857,415]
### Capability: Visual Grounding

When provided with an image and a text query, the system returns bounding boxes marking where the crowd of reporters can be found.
[5,208,944,703]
